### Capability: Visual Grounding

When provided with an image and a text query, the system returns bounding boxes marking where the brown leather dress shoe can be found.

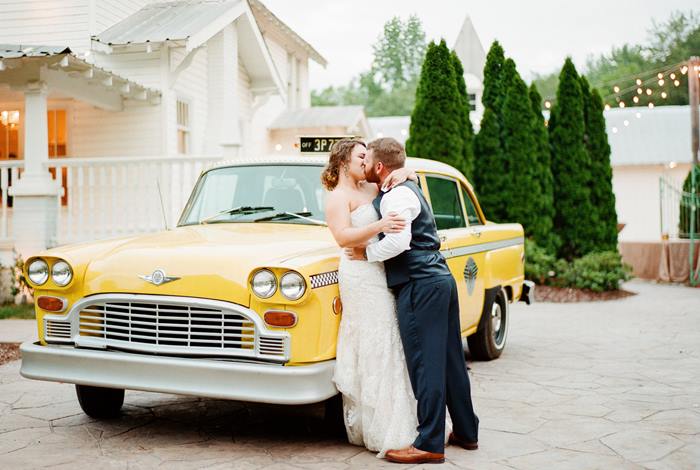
[385,446,445,464]
[448,432,479,450]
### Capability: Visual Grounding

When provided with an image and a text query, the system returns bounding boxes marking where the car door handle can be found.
[470,229,482,238]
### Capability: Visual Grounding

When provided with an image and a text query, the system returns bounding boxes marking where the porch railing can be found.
[44,155,224,246]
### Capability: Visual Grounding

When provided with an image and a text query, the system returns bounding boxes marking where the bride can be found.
[322,138,446,457]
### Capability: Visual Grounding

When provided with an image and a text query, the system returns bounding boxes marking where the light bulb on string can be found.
[674,80,681,87]
[613,85,620,93]
[646,88,652,96]
[670,73,676,80]
[681,65,688,74]
[633,96,639,103]
[619,101,625,108]
[636,78,642,85]
[658,79,664,86]
[612,127,618,134]
[623,120,629,127]
[635,112,642,119]
[657,73,663,79]
[544,100,551,109]
[604,104,611,111]
[637,88,643,94]
[661,91,667,99]
[648,102,654,109]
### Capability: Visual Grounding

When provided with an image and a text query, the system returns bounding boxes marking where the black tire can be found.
[467,287,509,360]
[323,393,346,437]
[75,384,124,419]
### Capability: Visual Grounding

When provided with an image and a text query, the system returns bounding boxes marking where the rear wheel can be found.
[75,384,124,419]
[467,287,509,360]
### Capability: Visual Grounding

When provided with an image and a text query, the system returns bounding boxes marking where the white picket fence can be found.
[1,155,224,248]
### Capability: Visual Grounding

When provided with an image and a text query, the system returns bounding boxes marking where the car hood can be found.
[82,223,339,306]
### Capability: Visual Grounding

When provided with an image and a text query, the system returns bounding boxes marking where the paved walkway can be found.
[0,320,37,344]
[1,280,699,469]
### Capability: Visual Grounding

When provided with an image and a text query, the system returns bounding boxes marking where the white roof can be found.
[452,15,486,81]
[605,105,693,166]
[270,106,366,129]
[93,0,244,48]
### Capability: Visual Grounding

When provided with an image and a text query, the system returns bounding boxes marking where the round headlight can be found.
[251,269,277,298]
[280,271,306,301]
[51,260,73,286]
[28,259,49,285]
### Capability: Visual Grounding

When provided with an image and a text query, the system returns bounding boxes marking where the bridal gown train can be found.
[332,203,450,458]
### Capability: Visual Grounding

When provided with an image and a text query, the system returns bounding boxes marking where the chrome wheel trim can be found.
[491,291,508,349]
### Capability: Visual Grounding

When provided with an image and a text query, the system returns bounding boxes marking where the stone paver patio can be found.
[1,279,698,469]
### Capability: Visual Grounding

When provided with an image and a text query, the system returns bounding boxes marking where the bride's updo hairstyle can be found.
[321,138,366,190]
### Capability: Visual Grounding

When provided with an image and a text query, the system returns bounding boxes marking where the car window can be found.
[461,185,483,226]
[180,165,325,225]
[425,175,466,230]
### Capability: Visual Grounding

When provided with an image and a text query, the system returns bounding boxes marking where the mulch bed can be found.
[0,343,21,365]
[534,285,636,302]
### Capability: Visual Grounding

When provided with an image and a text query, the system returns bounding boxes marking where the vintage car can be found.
[20,154,533,420]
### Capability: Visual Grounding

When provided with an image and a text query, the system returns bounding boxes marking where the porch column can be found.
[9,80,61,257]
[206,23,242,157]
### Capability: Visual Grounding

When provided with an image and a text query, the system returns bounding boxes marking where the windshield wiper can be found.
[253,211,327,226]
[200,206,275,224]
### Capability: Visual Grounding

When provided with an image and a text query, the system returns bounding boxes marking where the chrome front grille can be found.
[45,318,72,341]
[70,294,289,362]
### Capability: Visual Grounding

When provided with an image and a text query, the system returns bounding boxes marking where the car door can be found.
[422,173,485,333]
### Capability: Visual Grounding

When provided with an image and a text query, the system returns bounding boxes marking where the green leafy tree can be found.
[482,41,506,111]
[472,108,507,221]
[501,70,543,239]
[549,58,597,259]
[311,15,427,117]
[405,40,462,168]
[581,77,618,251]
[451,51,475,179]
[528,83,556,252]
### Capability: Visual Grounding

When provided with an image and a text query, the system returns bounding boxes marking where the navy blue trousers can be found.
[394,274,479,453]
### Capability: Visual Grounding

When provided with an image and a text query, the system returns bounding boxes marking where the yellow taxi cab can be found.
[20,151,532,420]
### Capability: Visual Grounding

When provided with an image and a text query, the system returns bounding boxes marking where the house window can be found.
[177,99,190,154]
[47,109,69,205]
[467,93,477,111]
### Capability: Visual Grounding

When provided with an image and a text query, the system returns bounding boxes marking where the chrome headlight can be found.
[51,260,73,287]
[28,259,49,285]
[280,271,306,301]
[251,269,277,299]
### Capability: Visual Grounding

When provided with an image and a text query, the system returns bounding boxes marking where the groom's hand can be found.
[344,246,367,261]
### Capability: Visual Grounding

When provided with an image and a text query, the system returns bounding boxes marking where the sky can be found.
[262,0,698,90]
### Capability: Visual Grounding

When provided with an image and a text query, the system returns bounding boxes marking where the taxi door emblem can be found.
[464,257,478,295]
[138,269,180,286]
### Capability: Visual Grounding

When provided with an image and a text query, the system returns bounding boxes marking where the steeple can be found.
[453,15,486,81]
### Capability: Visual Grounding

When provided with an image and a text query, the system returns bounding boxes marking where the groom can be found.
[348,137,479,464]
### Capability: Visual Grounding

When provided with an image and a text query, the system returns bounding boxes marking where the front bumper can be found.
[20,342,337,405]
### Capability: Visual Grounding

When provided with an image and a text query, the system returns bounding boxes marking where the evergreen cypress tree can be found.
[501,69,542,239]
[472,108,507,221]
[450,51,475,179]
[528,83,556,252]
[581,78,618,251]
[549,58,597,259]
[482,41,506,112]
[406,40,462,167]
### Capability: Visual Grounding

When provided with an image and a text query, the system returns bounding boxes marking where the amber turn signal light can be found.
[37,296,66,312]
[332,296,342,315]
[264,310,297,328]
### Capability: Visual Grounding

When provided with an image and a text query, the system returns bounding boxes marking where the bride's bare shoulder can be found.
[359,181,380,197]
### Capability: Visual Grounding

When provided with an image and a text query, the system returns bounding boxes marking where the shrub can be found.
[555,251,632,292]
[524,239,557,285]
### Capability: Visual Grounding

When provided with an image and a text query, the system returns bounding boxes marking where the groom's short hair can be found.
[367,137,406,170]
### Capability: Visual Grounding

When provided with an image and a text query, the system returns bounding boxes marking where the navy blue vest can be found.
[372,181,451,288]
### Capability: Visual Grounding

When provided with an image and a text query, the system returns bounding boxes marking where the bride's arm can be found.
[381,167,418,191]
[325,192,406,248]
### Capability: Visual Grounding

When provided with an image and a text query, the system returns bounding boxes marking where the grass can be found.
[0,303,35,320]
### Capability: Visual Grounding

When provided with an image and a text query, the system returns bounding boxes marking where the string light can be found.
[658,79,665,86]
[612,127,618,133]
[661,91,667,99]
[619,101,626,108]
[544,100,551,109]
[635,112,642,119]
[681,65,688,74]
[613,85,620,93]
[636,88,643,94]
[674,80,681,87]
[623,120,629,127]
[604,104,611,111]
[646,88,652,96]
[670,73,676,80]
[633,96,639,103]
[636,78,642,85]
[657,72,663,79]
[648,102,654,109]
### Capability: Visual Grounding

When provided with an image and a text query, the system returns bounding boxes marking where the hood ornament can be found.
[138,269,180,286]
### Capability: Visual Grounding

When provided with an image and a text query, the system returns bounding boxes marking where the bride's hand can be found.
[380,212,406,233]
[382,167,418,191]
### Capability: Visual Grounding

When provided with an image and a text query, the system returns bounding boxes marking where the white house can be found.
[0,0,333,262]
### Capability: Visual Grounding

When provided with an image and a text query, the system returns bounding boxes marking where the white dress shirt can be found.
[366,185,421,263]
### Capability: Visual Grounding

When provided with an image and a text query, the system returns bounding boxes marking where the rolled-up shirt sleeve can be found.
[366,186,421,263]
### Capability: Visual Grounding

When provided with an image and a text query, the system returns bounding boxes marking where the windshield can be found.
[178,164,327,226]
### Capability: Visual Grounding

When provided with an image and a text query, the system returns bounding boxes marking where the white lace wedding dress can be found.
[332,203,448,458]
